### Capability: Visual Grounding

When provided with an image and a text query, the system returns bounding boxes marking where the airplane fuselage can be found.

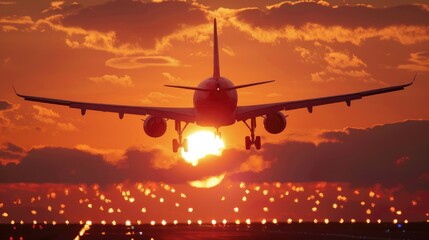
[193,77,237,127]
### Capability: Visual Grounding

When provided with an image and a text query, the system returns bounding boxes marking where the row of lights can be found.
[4,218,413,226]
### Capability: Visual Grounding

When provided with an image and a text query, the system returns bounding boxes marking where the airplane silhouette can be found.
[15,19,414,152]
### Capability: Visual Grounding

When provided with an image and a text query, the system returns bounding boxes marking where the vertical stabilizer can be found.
[213,18,220,79]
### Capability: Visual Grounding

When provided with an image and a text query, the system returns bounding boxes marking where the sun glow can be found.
[189,174,225,188]
[181,131,225,166]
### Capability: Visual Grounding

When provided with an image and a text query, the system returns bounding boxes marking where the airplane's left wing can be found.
[14,90,196,123]
[235,79,414,121]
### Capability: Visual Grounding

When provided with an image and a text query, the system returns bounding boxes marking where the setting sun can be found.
[181,131,225,166]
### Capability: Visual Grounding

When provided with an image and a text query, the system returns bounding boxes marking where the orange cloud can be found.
[398,51,429,71]
[89,74,134,87]
[32,105,77,131]
[0,15,33,25]
[233,2,429,45]
[140,92,181,105]
[105,56,180,69]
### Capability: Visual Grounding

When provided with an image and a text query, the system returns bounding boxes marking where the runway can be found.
[2,222,428,240]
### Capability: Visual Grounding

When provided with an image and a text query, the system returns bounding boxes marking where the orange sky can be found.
[0,0,428,222]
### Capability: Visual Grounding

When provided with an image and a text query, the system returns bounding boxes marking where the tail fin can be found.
[213,18,220,79]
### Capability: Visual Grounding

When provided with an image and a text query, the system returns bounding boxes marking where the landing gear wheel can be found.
[245,136,251,150]
[182,138,188,152]
[255,136,261,150]
[172,139,180,153]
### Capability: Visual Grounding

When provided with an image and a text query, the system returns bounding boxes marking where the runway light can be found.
[234,207,239,213]
[245,219,251,225]
[235,219,240,225]
[272,218,278,224]
[287,218,292,224]
[150,220,156,226]
[173,220,178,225]
[222,219,227,225]
[324,219,329,224]
[161,220,167,226]
[125,220,131,226]
[188,208,193,213]
[187,220,191,225]
[211,219,216,225]
[198,220,202,225]
[261,219,266,225]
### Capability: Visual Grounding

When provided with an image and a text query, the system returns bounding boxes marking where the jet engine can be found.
[143,116,167,138]
[263,112,287,134]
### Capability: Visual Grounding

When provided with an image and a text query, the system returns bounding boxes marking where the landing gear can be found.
[243,117,261,150]
[173,120,189,153]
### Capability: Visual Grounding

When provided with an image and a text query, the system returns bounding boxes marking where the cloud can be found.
[32,105,77,131]
[231,120,429,192]
[0,145,247,185]
[0,142,24,162]
[0,15,33,24]
[0,147,122,184]
[140,92,181,105]
[61,0,207,48]
[398,51,429,71]
[89,74,134,87]
[2,25,18,32]
[0,100,13,111]
[32,105,60,124]
[2,120,427,193]
[242,1,429,28]
[162,72,186,84]
[105,56,180,69]
[233,2,429,45]
[309,47,373,83]
[75,144,125,163]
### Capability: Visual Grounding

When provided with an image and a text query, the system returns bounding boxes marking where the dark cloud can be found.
[0,145,247,184]
[232,120,429,192]
[237,2,429,29]
[0,142,24,160]
[0,147,123,184]
[0,100,13,111]
[62,0,207,47]
[2,120,427,191]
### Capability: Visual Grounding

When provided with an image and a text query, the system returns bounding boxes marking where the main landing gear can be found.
[243,117,261,150]
[173,120,189,153]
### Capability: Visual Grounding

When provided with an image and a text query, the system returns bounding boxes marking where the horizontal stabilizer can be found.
[224,80,275,90]
[164,85,211,91]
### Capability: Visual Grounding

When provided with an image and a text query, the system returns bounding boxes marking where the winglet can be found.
[12,85,23,97]
[412,73,417,84]
[405,73,417,87]
[213,18,220,79]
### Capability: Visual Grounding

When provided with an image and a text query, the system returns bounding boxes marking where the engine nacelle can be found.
[143,116,167,138]
[263,112,287,134]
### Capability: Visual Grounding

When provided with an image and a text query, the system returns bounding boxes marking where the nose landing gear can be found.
[173,120,189,153]
[243,117,261,150]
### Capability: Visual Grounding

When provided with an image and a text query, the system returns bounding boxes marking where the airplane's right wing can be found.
[14,90,196,123]
[235,78,415,121]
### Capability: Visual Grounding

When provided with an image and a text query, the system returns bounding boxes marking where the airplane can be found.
[15,19,415,153]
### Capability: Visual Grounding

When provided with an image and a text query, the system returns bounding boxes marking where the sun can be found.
[181,131,225,166]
